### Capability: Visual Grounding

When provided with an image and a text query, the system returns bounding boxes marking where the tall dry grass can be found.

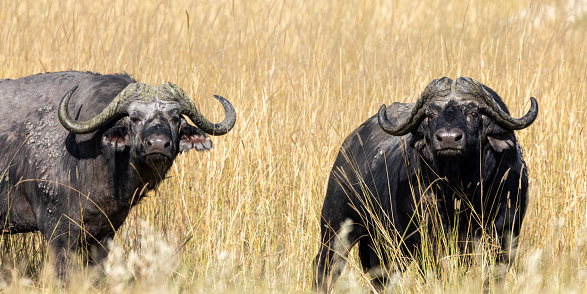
[0,0,586,292]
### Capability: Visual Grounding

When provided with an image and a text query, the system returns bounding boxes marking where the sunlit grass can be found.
[0,0,586,292]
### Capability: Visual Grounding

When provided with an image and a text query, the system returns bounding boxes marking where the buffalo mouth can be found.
[436,148,464,158]
[143,152,171,163]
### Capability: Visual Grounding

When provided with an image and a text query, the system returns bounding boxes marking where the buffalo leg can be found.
[44,224,81,280]
[358,239,388,292]
[314,218,362,293]
[88,234,114,265]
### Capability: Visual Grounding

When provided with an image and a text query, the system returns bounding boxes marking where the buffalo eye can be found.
[467,111,478,119]
[170,116,180,124]
[427,112,436,119]
[130,117,142,124]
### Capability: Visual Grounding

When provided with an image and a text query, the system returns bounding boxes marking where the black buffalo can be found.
[314,77,538,291]
[0,71,236,276]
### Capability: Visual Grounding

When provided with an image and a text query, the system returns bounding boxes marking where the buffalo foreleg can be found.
[44,223,82,280]
[314,218,361,293]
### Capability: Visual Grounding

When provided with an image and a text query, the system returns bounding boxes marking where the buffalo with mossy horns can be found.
[0,71,236,278]
[314,77,538,292]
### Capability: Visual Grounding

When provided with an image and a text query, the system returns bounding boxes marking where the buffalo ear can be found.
[409,129,427,152]
[411,137,426,152]
[180,123,213,153]
[101,125,130,152]
[487,131,515,152]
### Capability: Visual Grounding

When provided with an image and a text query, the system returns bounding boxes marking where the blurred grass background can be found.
[0,0,586,292]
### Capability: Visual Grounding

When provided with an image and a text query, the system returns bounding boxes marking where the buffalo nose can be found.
[433,128,464,149]
[145,134,171,151]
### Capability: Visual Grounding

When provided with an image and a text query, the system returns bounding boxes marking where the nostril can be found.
[164,141,170,148]
[454,133,463,141]
[146,140,152,147]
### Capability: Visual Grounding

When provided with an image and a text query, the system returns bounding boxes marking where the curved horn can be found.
[466,78,539,130]
[164,83,236,136]
[377,78,452,136]
[479,94,538,130]
[58,85,134,134]
[377,103,428,136]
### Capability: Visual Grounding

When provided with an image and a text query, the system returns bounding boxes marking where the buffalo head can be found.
[58,82,236,174]
[377,77,538,181]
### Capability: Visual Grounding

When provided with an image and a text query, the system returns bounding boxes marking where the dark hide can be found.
[0,71,213,277]
[314,78,532,292]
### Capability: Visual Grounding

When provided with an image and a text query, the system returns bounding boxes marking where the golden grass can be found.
[0,0,586,292]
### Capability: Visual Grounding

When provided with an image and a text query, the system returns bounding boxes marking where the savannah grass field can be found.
[0,0,586,292]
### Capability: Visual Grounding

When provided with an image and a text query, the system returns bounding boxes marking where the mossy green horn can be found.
[58,82,236,135]
[378,77,538,136]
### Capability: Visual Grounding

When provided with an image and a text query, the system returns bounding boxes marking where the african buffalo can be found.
[0,71,236,277]
[314,77,538,291]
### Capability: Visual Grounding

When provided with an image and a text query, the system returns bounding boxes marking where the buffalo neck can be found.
[104,148,171,206]
[418,145,502,203]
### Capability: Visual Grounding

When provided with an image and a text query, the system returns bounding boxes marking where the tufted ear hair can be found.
[101,117,130,152]
[482,114,516,153]
[179,118,213,152]
[487,131,516,152]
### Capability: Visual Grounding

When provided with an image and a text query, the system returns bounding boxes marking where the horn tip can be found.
[378,104,387,114]
[61,85,79,100]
